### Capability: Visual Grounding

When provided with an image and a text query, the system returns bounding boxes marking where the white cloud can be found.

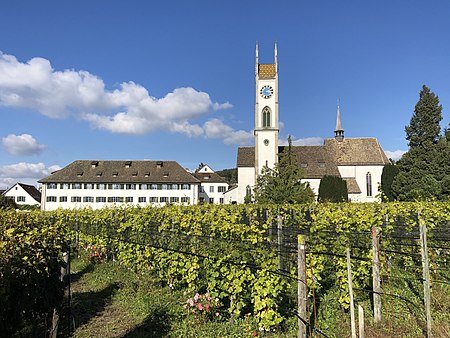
[0,162,60,189]
[203,119,253,145]
[384,150,406,161]
[2,133,46,156]
[0,52,244,144]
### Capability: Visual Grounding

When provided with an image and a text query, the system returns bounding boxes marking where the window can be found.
[140,184,150,190]
[61,183,70,189]
[200,186,205,193]
[218,186,226,193]
[160,197,168,203]
[72,183,82,189]
[220,198,224,204]
[109,183,124,190]
[59,196,67,202]
[150,197,158,203]
[246,185,252,197]
[209,186,214,193]
[84,183,95,189]
[170,197,179,203]
[47,183,57,189]
[182,184,190,190]
[162,184,168,190]
[262,106,271,128]
[47,196,57,202]
[107,197,123,203]
[138,197,146,203]
[83,196,94,203]
[71,196,81,203]
[126,184,136,190]
[172,184,178,190]
[96,197,106,203]
[97,184,107,190]
[151,184,158,190]
[209,198,214,204]
[366,172,372,197]
[17,196,25,202]
[125,197,133,203]
[181,197,190,203]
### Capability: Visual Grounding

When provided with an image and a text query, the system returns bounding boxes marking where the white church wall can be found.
[237,167,255,204]
[338,165,383,203]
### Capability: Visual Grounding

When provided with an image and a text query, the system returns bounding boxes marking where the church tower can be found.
[254,43,279,176]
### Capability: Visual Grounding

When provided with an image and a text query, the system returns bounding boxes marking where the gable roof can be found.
[324,138,390,165]
[192,172,228,184]
[39,160,201,184]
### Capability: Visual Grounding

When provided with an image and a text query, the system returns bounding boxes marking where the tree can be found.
[317,175,348,202]
[380,164,399,202]
[0,195,17,209]
[405,85,442,149]
[254,136,315,204]
[393,85,449,201]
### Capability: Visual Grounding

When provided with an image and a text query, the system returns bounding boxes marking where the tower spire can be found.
[255,41,259,76]
[335,99,344,142]
[274,42,278,72]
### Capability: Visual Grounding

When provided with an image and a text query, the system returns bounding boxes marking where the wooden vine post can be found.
[298,235,307,338]
[346,248,356,338]
[418,212,432,337]
[372,226,382,322]
[358,305,365,338]
[278,211,283,272]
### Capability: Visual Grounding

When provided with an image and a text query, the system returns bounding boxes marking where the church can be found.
[225,44,390,203]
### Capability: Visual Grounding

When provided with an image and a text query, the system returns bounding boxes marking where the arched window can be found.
[366,172,372,197]
[262,106,271,128]
[246,185,252,197]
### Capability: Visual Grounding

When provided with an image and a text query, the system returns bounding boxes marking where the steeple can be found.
[334,100,344,142]
[255,41,259,76]
[274,42,278,72]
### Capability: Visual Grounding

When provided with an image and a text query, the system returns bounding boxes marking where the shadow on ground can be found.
[120,307,172,338]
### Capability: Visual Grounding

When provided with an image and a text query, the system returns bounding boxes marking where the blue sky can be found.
[1,1,450,189]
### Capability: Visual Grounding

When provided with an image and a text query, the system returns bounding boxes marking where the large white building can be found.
[39,160,229,210]
[226,43,390,203]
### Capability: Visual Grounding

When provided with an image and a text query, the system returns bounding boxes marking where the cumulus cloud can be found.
[0,162,60,189]
[2,133,46,156]
[384,150,406,161]
[0,52,244,144]
[203,119,253,145]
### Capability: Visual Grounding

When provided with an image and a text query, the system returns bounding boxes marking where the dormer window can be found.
[112,171,118,177]
[77,171,83,177]
[144,172,150,177]
[96,171,103,177]
[132,171,138,177]
[300,163,308,168]
[163,172,169,178]
[125,161,132,168]
[156,161,163,168]
[91,161,99,168]
[318,162,325,168]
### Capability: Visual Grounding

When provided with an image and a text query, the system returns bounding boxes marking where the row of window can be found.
[46,196,191,203]
[199,186,227,193]
[47,183,193,190]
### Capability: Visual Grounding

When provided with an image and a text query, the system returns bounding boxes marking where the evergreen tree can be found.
[254,136,315,204]
[405,85,442,149]
[317,175,348,202]
[380,164,399,201]
[393,85,449,200]
[0,195,17,209]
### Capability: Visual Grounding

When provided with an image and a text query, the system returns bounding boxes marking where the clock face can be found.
[264,139,269,146]
[260,85,274,99]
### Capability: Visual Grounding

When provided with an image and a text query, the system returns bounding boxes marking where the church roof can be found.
[192,172,228,184]
[237,137,389,179]
[343,178,362,194]
[324,138,390,165]
[39,160,200,184]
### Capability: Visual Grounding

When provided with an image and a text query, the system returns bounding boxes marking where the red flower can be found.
[252,332,257,337]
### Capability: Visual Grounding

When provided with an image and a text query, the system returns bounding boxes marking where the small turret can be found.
[334,100,344,142]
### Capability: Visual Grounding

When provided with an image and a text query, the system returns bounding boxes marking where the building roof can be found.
[237,137,389,179]
[192,172,228,184]
[324,138,390,165]
[39,160,201,184]
[343,178,362,194]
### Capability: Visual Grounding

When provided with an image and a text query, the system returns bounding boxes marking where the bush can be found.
[318,175,348,202]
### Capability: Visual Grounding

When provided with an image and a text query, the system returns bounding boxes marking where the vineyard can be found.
[1,202,450,337]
